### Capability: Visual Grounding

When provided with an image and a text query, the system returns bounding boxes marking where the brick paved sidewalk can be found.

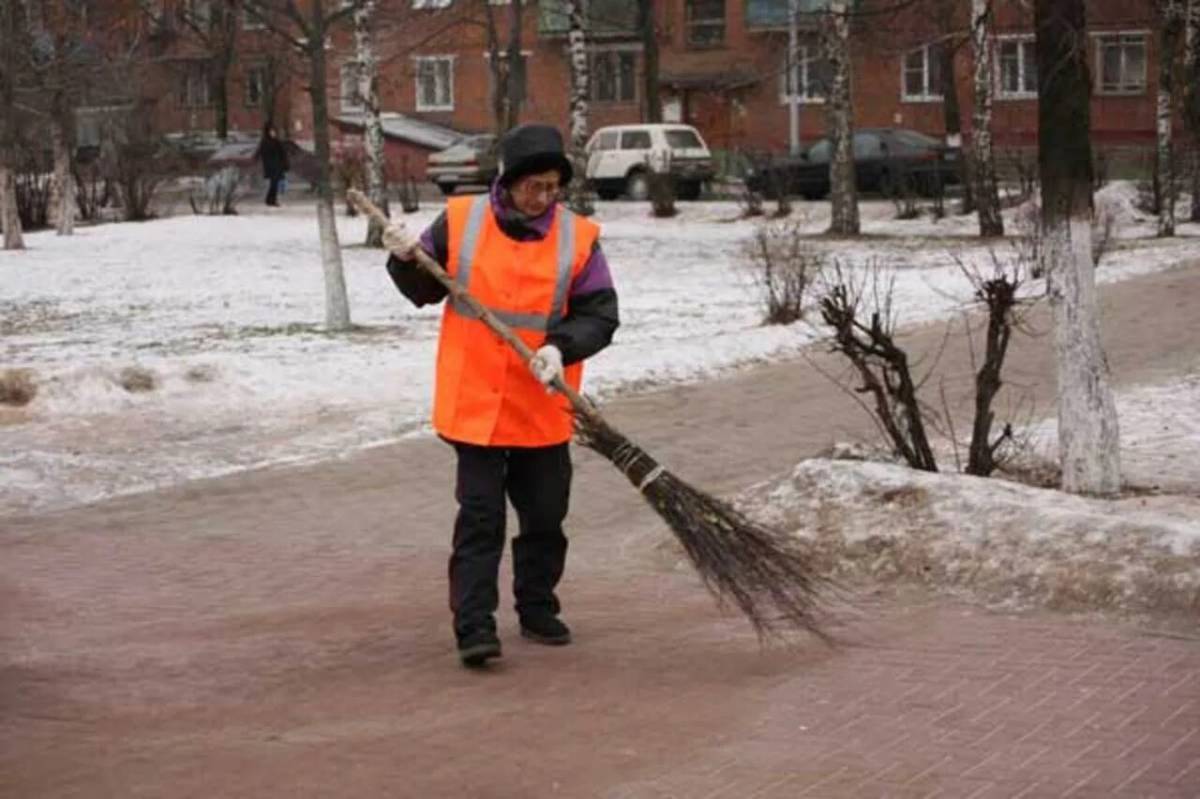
[3,267,1199,797]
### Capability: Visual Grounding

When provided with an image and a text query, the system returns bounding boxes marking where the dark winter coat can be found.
[257,137,289,180]
[386,183,618,366]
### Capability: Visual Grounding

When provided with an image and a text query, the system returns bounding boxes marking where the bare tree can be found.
[0,0,28,249]
[1186,0,1200,221]
[354,0,388,247]
[564,0,594,214]
[638,0,661,122]
[244,0,360,330]
[971,0,1004,236]
[822,0,859,236]
[1035,0,1120,495]
[1157,0,1185,237]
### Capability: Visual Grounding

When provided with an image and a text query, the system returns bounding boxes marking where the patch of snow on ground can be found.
[3,187,1200,515]
[740,458,1200,616]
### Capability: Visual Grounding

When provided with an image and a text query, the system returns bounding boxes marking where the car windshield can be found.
[665,129,703,149]
[805,140,832,162]
[890,130,941,148]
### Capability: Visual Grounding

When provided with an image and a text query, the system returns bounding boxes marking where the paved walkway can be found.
[3,266,1199,798]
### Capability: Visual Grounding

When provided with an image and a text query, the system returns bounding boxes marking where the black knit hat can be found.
[497,124,574,187]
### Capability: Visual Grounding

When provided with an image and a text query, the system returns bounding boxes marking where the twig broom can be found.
[348,190,832,640]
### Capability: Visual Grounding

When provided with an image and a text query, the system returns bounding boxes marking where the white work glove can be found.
[529,344,564,390]
[382,220,420,259]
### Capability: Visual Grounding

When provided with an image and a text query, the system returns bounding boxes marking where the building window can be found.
[686,0,725,48]
[997,36,1036,99]
[178,61,211,108]
[1095,32,1147,95]
[779,45,829,104]
[415,56,454,111]
[412,0,452,8]
[902,42,944,102]
[179,0,211,30]
[245,65,266,107]
[591,50,636,103]
[340,62,364,113]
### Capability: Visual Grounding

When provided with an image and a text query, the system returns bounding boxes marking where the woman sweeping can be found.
[382,124,620,668]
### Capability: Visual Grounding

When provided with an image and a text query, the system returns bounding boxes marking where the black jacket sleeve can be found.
[544,241,620,365]
[385,212,450,307]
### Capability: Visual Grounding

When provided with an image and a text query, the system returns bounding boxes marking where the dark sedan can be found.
[745,128,962,200]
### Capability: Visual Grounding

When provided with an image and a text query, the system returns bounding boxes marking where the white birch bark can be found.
[970,0,1003,236]
[51,116,75,235]
[0,164,24,250]
[565,0,593,214]
[822,0,858,236]
[1043,216,1121,494]
[354,0,388,247]
[1158,0,1184,237]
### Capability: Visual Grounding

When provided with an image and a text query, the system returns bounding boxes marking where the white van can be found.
[584,124,715,200]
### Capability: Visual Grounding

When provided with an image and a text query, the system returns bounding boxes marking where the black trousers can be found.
[448,440,572,638]
[265,175,282,206]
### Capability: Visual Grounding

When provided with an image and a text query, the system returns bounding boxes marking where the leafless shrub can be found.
[73,161,114,223]
[738,182,765,218]
[954,253,1038,476]
[118,366,157,393]
[15,153,52,231]
[0,369,37,406]
[1001,148,1039,208]
[743,219,824,325]
[190,166,242,216]
[816,262,938,471]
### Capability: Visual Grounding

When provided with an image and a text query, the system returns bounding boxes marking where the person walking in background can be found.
[255,125,289,207]
[382,124,620,668]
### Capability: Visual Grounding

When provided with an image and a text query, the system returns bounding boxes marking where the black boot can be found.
[458,629,502,667]
[519,614,571,646]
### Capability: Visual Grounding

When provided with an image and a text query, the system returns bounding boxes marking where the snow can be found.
[739,456,1200,616]
[3,187,1200,517]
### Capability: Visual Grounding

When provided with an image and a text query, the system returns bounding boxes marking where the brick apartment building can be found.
[98,0,1161,181]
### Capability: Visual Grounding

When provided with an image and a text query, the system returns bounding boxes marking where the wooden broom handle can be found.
[347,189,602,425]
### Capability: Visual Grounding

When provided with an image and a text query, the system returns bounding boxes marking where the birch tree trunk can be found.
[51,114,75,235]
[0,163,24,250]
[1157,0,1184,237]
[307,7,351,330]
[971,0,1004,236]
[1035,0,1120,496]
[822,0,858,236]
[564,0,593,214]
[355,0,389,247]
[1187,0,1200,221]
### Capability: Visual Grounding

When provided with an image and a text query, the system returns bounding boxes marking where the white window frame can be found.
[1092,30,1148,96]
[340,62,364,113]
[901,42,943,103]
[588,46,639,104]
[412,0,452,8]
[995,34,1037,100]
[178,60,212,108]
[414,55,455,112]
[778,44,828,105]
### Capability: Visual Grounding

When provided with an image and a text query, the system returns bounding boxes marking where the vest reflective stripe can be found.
[451,194,577,334]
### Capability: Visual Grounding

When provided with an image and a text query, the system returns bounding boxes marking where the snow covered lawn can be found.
[3,186,1199,516]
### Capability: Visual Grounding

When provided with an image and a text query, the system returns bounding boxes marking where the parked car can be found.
[427,133,498,195]
[585,123,715,200]
[744,128,962,200]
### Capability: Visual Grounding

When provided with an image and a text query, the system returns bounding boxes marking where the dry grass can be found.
[0,368,37,406]
[118,366,157,393]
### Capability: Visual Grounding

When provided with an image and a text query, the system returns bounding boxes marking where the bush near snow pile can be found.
[0,369,37,406]
[738,459,1200,618]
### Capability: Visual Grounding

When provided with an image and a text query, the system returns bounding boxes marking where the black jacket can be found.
[257,137,289,180]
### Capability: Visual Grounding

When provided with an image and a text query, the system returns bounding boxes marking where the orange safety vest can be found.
[434,194,600,447]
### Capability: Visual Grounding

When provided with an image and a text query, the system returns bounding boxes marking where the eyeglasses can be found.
[513,177,562,200]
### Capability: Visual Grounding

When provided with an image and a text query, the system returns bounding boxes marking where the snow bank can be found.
[738,458,1200,616]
